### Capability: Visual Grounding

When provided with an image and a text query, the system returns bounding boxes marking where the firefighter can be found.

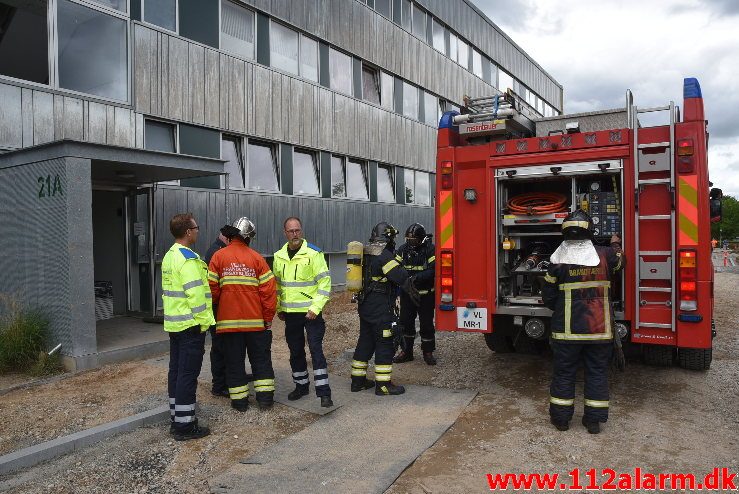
[351,222,420,396]
[542,209,624,434]
[393,223,437,365]
[273,217,333,408]
[162,213,213,441]
[208,217,278,411]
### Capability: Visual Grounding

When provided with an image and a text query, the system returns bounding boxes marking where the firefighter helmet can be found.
[405,223,426,247]
[561,209,594,240]
[232,216,256,241]
[370,222,399,243]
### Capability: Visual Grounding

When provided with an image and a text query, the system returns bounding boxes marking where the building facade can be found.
[0,0,562,367]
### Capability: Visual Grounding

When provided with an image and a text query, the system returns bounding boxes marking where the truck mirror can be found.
[709,188,723,222]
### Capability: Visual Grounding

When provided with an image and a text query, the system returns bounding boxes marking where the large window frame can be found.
[376,164,395,203]
[328,47,353,96]
[220,134,246,189]
[246,138,281,193]
[361,63,381,105]
[292,148,320,196]
[220,0,256,61]
[346,158,369,201]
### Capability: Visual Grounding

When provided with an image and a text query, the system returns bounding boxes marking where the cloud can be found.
[475,0,532,30]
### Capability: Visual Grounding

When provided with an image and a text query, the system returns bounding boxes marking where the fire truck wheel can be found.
[483,332,514,353]
[642,344,674,367]
[677,348,712,371]
[511,331,542,355]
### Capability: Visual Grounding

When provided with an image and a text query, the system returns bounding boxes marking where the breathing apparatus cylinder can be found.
[346,241,364,292]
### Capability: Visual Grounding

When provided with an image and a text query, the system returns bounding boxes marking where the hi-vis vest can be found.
[161,243,215,332]
[273,240,331,314]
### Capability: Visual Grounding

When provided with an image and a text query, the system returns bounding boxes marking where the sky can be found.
[472,0,739,197]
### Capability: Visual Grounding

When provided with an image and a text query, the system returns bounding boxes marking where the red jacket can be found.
[208,240,277,332]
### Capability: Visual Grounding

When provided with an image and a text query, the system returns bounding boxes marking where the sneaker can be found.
[393,350,414,363]
[350,379,375,392]
[550,417,569,431]
[582,417,601,434]
[423,352,437,366]
[320,396,334,408]
[288,386,309,401]
[375,382,406,396]
[173,424,210,441]
[231,399,249,412]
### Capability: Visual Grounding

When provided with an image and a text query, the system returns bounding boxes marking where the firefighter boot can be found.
[375,381,406,396]
[550,417,569,431]
[287,385,309,401]
[423,352,437,366]
[173,424,211,442]
[582,416,601,434]
[351,376,375,392]
[393,350,414,363]
[231,398,249,412]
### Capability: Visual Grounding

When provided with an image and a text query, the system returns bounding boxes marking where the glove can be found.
[612,334,626,372]
[401,277,421,306]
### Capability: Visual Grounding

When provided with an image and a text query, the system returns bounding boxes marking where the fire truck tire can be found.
[678,348,712,371]
[642,344,674,367]
[512,331,542,354]
[483,332,514,353]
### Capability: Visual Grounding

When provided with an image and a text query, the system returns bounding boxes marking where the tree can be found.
[711,195,739,242]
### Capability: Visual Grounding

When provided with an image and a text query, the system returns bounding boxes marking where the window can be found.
[144,120,176,153]
[331,156,346,197]
[329,48,353,95]
[448,32,457,64]
[92,0,126,11]
[537,97,545,116]
[143,0,176,31]
[270,22,299,75]
[415,171,430,206]
[423,91,438,126]
[526,88,536,108]
[221,136,245,189]
[457,38,469,69]
[400,0,410,31]
[472,50,482,78]
[299,35,318,82]
[0,0,49,84]
[361,64,380,105]
[380,71,394,110]
[374,0,392,19]
[486,63,496,86]
[377,165,395,202]
[247,141,279,191]
[431,18,445,54]
[498,69,513,92]
[293,149,319,195]
[404,168,414,203]
[411,4,425,40]
[346,159,368,200]
[58,0,127,101]
[402,81,418,120]
[221,1,255,60]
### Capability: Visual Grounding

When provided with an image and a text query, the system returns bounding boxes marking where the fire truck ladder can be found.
[628,91,677,333]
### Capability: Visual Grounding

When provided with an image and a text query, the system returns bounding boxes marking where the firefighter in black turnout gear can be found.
[543,210,624,434]
[393,223,437,365]
[351,222,420,396]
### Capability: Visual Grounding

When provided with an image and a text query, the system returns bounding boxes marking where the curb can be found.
[0,405,170,476]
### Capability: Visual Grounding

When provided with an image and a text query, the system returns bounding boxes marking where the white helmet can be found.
[232,216,256,241]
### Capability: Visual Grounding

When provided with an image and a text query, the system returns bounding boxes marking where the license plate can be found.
[457,307,487,330]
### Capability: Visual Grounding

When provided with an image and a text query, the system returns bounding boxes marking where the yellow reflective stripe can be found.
[259,271,275,284]
[351,369,367,376]
[552,332,613,341]
[427,256,435,263]
[544,274,557,284]
[375,364,392,372]
[351,360,368,368]
[382,259,400,274]
[559,281,611,290]
[229,385,249,394]
[404,265,426,271]
[584,399,609,408]
[394,255,403,262]
[220,276,259,286]
[371,276,387,282]
[230,390,248,399]
[216,319,264,329]
[562,220,590,229]
[252,379,274,386]
[376,375,392,382]
[382,329,392,338]
[418,289,434,295]
[550,396,575,406]
[208,271,219,282]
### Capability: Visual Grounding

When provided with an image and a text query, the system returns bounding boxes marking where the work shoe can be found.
[173,424,210,442]
[393,350,414,363]
[351,378,375,392]
[375,381,406,396]
[582,417,601,434]
[550,417,569,431]
[423,352,437,366]
[287,386,309,401]
[211,387,229,398]
[231,399,249,412]
[320,396,334,408]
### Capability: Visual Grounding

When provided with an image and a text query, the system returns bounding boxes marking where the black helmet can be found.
[405,223,426,247]
[370,222,399,243]
[561,209,594,240]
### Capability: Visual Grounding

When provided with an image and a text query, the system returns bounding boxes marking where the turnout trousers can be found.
[284,312,331,397]
[209,326,227,394]
[398,292,436,353]
[222,331,275,406]
[351,315,395,385]
[549,340,613,424]
[168,326,206,433]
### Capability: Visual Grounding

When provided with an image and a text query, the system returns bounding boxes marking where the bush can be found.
[0,297,61,375]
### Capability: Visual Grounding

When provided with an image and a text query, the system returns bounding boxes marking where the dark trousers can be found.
[352,315,395,384]
[398,292,436,353]
[167,326,206,432]
[284,312,331,397]
[223,331,275,405]
[209,326,227,393]
[549,340,613,424]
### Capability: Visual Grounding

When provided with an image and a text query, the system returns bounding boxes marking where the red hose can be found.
[507,192,568,215]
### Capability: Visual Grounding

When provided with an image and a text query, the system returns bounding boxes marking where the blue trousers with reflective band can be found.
[168,326,206,432]
[284,312,331,397]
[549,340,612,424]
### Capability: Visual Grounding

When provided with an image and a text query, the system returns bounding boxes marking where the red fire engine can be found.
[434,78,721,370]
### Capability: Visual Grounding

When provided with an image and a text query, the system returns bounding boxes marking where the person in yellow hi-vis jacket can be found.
[161,213,215,441]
[273,217,333,408]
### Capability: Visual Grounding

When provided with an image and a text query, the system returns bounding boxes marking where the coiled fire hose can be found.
[507,192,568,215]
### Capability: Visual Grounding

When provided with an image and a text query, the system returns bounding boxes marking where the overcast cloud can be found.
[472,0,739,196]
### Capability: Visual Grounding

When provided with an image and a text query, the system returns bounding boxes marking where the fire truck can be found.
[434,77,721,370]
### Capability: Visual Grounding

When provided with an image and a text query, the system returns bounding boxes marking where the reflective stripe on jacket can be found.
[208,240,277,332]
[273,240,331,314]
[161,243,215,333]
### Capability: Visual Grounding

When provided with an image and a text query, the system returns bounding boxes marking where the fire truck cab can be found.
[435,77,718,370]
